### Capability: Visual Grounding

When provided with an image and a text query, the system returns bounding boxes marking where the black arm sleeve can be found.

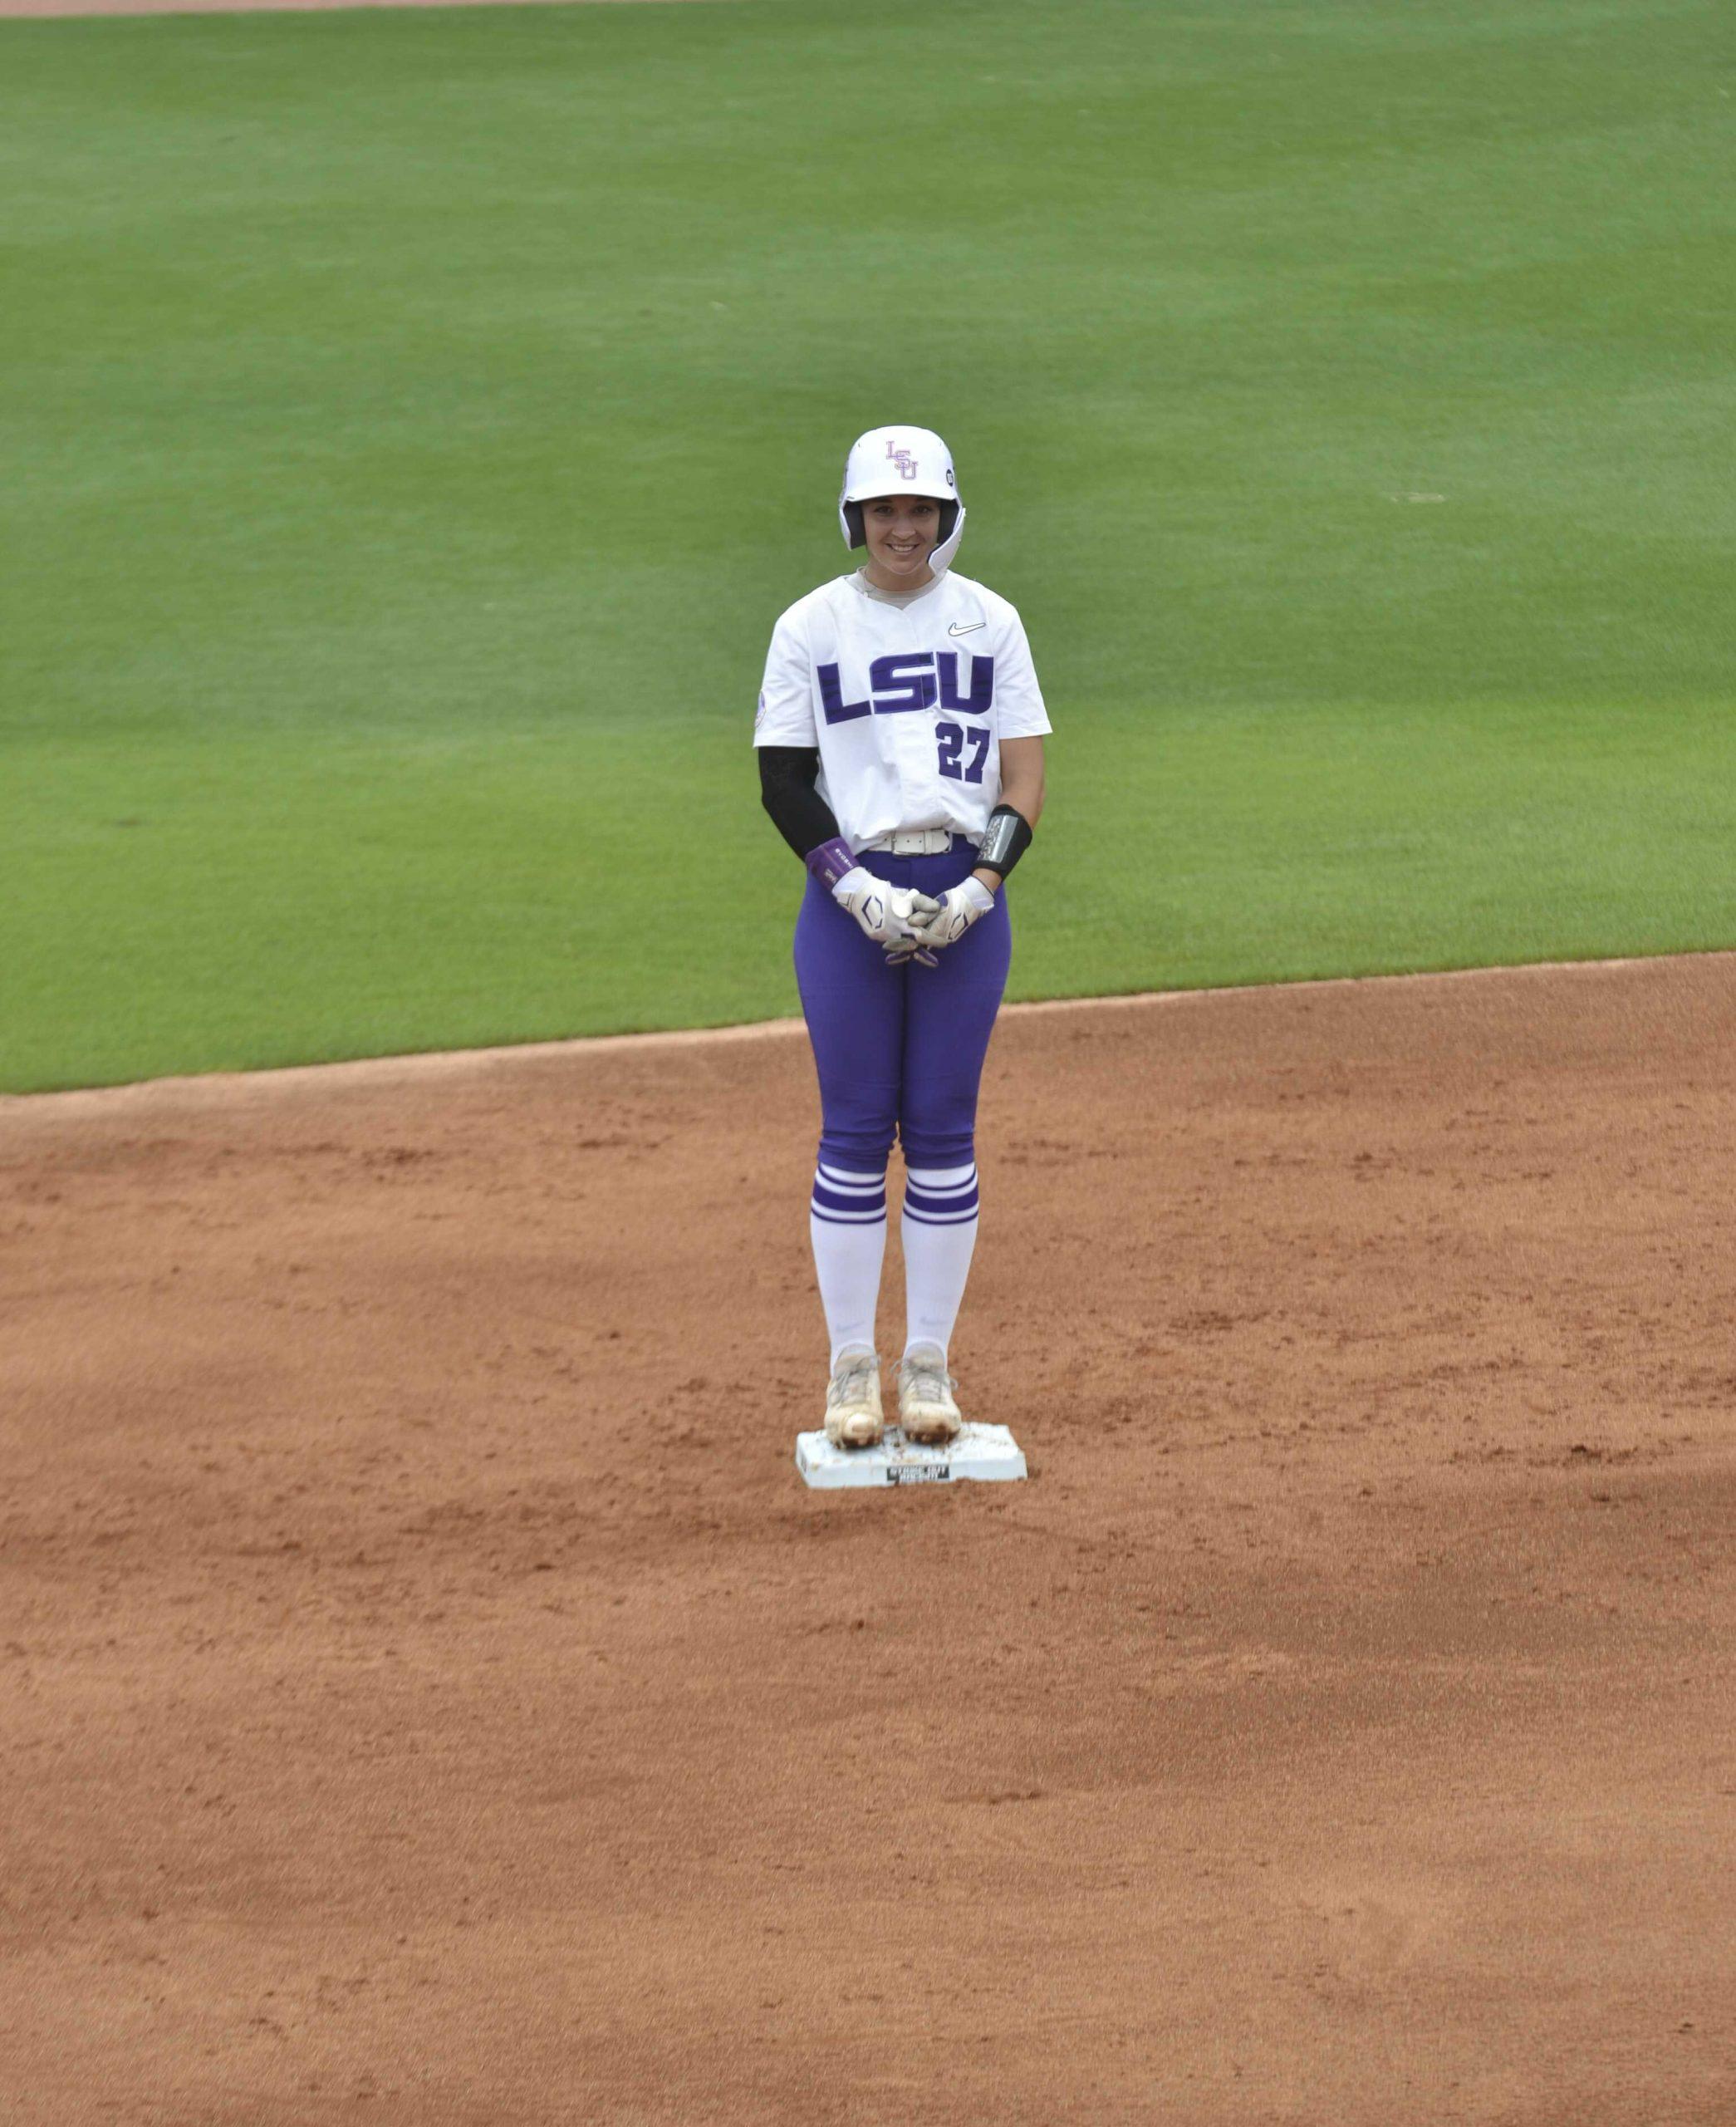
[758,746,841,861]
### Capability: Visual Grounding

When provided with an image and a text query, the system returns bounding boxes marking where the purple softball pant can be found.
[793,840,1013,1172]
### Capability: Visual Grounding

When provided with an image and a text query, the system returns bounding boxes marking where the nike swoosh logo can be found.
[947,621,986,637]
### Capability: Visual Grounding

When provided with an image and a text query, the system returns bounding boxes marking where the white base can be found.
[795,1422,1027,1491]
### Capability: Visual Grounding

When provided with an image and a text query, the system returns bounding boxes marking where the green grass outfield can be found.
[2,0,1733,1092]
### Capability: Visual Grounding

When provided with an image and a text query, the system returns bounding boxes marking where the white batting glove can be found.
[832,867,939,952]
[908,875,997,950]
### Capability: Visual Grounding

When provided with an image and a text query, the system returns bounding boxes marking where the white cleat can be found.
[897,1343,962,1445]
[824,1347,885,1449]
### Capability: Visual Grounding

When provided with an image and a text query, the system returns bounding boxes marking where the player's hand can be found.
[908,876,997,950]
[831,867,939,952]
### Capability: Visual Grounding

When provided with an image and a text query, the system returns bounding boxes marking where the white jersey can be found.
[753,568,1052,852]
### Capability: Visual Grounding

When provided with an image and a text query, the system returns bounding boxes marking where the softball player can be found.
[755,425,1050,1448]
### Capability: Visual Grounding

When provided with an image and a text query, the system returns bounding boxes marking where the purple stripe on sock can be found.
[818,1163,887,1190]
[904,1185,979,1216]
[812,1206,889,1227]
[812,1181,886,1216]
[902,1206,981,1226]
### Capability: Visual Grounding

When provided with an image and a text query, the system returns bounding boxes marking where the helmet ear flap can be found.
[935,499,959,547]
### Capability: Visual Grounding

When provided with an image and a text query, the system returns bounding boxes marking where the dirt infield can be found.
[4,955,1734,2125]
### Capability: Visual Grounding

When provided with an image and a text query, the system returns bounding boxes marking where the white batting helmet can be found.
[838,425,966,577]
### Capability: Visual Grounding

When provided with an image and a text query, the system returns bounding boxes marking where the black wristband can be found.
[975,803,1032,880]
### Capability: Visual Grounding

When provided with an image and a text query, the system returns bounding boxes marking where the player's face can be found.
[861,494,941,585]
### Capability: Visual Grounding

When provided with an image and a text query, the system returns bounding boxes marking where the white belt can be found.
[861,828,955,855]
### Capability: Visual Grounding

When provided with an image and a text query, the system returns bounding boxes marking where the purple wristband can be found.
[805,836,856,892]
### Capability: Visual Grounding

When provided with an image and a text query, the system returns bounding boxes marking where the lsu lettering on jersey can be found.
[753,570,1052,853]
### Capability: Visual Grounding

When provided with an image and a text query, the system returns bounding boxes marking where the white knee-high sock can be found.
[809,1162,888,1364]
[900,1162,980,1363]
